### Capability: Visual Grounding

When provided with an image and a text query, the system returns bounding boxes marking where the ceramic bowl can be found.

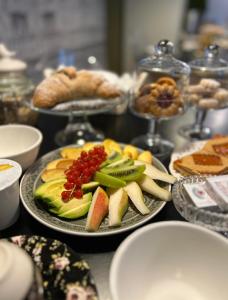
[0,240,39,300]
[110,221,228,300]
[0,159,22,230]
[0,124,43,170]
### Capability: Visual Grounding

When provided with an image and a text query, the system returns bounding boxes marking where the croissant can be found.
[32,67,121,109]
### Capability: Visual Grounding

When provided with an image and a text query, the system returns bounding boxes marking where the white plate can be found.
[169,140,206,180]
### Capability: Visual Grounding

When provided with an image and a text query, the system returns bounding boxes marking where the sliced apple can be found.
[60,147,82,159]
[41,168,66,182]
[46,159,66,170]
[109,188,128,227]
[134,160,176,184]
[86,187,109,232]
[137,174,172,202]
[137,151,153,164]
[123,182,150,215]
[56,159,74,170]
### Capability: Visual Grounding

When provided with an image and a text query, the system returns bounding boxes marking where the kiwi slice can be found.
[100,165,145,181]
[94,171,126,188]
[100,151,122,168]
[101,157,134,170]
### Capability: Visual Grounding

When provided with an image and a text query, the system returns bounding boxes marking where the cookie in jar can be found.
[135,76,184,117]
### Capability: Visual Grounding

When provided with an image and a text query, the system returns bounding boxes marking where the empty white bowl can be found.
[0,124,43,170]
[110,221,228,300]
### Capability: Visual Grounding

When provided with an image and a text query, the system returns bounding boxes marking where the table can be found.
[1,107,228,300]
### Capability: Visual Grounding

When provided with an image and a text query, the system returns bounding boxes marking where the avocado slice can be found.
[34,178,66,198]
[82,181,99,192]
[58,201,91,219]
[57,193,92,214]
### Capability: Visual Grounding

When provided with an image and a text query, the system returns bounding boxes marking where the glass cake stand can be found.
[172,175,228,234]
[130,39,190,160]
[27,96,126,146]
[129,101,181,160]
[179,44,228,141]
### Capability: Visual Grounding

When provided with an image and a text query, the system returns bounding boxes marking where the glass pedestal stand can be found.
[27,96,125,146]
[179,108,212,141]
[55,114,104,146]
[131,117,174,160]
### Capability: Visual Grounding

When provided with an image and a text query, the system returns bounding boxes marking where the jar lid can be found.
[0,44,27,72]
[189,44,228,72]
[138,39,190,77]
[0,159,22,191]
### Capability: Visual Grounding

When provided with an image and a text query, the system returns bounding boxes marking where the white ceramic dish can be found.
[0,241,34,300]
[0,124,43,170]
[110,221,228,300]
[0,159,22,230]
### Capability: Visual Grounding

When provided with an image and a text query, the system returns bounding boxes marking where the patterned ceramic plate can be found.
[169,140,207,180]
[20,144,169,236]
[6,235,98,300]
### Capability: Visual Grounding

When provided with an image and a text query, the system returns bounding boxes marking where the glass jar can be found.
[0,45,37,125]
[130,40,190,159]
[133,39,190,119]
[179,44,228,140]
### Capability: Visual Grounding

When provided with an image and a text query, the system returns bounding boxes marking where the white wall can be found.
[123,0,187,71]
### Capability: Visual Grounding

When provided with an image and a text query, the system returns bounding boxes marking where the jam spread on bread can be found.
[192,154,222,166]
[213,143,228,156]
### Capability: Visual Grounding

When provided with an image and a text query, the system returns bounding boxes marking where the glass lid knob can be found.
[205,44,219,59]
[156,39,174,55]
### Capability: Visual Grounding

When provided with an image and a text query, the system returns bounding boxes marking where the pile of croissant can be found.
[32,67,122,109]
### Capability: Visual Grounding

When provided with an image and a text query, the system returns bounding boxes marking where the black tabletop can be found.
[1,107,228,253]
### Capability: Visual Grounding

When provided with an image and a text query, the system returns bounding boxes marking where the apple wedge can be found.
[86,187,109,232]
[137,174,172,202]
[124,182,150,215]
[109,188,128,227]
[134,160,176,184]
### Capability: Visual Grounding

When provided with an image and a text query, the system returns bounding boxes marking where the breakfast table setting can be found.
[1,40,228,300]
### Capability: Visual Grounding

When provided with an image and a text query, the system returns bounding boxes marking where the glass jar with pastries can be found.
[179,44,228,140]
[30,66,127,146]
[129,39,190,159]
[0,44,36,125]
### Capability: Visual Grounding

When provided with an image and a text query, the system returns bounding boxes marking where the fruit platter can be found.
[20,139,176,236]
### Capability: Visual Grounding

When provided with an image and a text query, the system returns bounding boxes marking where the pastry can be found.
[198,98,219,109]
[135,77,183,117]
[173,151,228,176]
[201,136,228,157]
[214,88,228,102]
[32,67,121,108]
[200,78,221,93]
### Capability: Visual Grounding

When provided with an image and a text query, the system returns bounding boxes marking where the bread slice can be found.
[201,136,228,157]
[173,151,228,176]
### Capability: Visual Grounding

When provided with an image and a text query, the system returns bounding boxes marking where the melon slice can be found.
[109,188,128,227]
[86,187,109,232]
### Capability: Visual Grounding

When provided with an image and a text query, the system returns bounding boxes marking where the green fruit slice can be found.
[100,151,122,168]
[94,171,126,188]
[101,157,133,170]
[100,165,145,182]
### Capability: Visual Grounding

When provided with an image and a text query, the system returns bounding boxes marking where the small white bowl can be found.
[0,124,43,170]
[110,221,228,300]
[0,159,22,229]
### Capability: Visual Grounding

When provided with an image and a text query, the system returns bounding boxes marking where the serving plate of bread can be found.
[169,136,228,179]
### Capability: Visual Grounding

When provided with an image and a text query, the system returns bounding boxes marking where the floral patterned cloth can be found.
[8,235,98,300]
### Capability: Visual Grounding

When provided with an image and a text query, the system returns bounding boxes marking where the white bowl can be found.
[0,124,43,170]
[110,221,228,300]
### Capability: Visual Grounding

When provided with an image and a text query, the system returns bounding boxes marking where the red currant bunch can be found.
[61,146,107,202]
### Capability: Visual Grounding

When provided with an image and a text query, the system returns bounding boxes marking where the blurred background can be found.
[1,0,228,81]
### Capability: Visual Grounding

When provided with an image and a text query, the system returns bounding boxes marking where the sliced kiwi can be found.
[94,171,126,188]
[100,151,122,168]
[101,157,134,170]
[100,165,145,181]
